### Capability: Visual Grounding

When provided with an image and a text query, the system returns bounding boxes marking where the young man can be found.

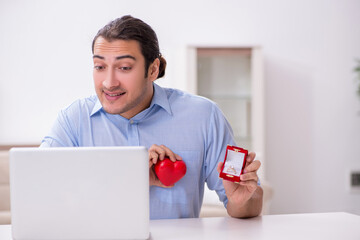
[41,15,263,219]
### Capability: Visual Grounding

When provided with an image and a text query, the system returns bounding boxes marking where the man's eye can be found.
[94,66,104,70]
[120,66,132,71]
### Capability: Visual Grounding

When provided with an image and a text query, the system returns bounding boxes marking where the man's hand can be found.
[217,152,263,218]
[148,144,182,188]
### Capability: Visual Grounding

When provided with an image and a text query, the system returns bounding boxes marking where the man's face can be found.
[93,37,158,119]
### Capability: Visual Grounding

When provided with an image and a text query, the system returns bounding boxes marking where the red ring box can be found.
[219,145,248,183]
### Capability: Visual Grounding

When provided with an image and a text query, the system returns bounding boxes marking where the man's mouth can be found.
[103,91,126,101]
[105,92,125,97]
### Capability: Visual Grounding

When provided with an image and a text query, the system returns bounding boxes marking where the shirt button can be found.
[130,120,134,124]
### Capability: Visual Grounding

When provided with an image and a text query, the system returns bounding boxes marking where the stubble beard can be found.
[101,78,152,117]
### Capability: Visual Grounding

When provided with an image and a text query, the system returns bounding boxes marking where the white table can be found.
[1,212,359,240]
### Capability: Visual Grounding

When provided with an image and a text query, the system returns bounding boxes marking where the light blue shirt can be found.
[41,83,236,219]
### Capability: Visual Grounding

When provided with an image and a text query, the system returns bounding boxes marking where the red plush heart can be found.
[154,158,187,186]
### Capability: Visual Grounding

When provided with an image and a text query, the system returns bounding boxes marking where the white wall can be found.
[1,0,360,215]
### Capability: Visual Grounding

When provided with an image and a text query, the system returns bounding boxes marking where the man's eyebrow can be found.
[116,55,136,60]
[93,55,104,59]
[92,55,136,60]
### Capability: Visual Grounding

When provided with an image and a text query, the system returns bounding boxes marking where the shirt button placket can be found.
[128,119,140,146]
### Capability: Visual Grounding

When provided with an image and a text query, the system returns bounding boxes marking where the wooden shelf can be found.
[0,145,39,151]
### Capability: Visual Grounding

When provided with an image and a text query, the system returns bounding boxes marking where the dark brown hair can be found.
[92,15,166,79]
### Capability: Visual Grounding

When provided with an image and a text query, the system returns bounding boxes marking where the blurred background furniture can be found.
[0,150,11,224]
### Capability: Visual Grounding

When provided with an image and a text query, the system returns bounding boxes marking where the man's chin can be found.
[105,109,122,115]
[102,104,122,115]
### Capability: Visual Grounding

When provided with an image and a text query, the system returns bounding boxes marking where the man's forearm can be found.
[226,186,263,218]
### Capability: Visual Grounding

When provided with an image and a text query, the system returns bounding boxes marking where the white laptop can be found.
[9,146,149,240]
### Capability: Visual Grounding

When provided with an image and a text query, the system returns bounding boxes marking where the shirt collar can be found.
[90,98,103,116]
[150,83,172,116]
[90,83,172,117]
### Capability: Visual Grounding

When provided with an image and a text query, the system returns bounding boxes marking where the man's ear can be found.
[148,58,160,82]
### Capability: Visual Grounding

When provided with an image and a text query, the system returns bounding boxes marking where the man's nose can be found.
[103,69,120,89]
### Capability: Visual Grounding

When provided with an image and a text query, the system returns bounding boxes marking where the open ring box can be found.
[219,145,248,183]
